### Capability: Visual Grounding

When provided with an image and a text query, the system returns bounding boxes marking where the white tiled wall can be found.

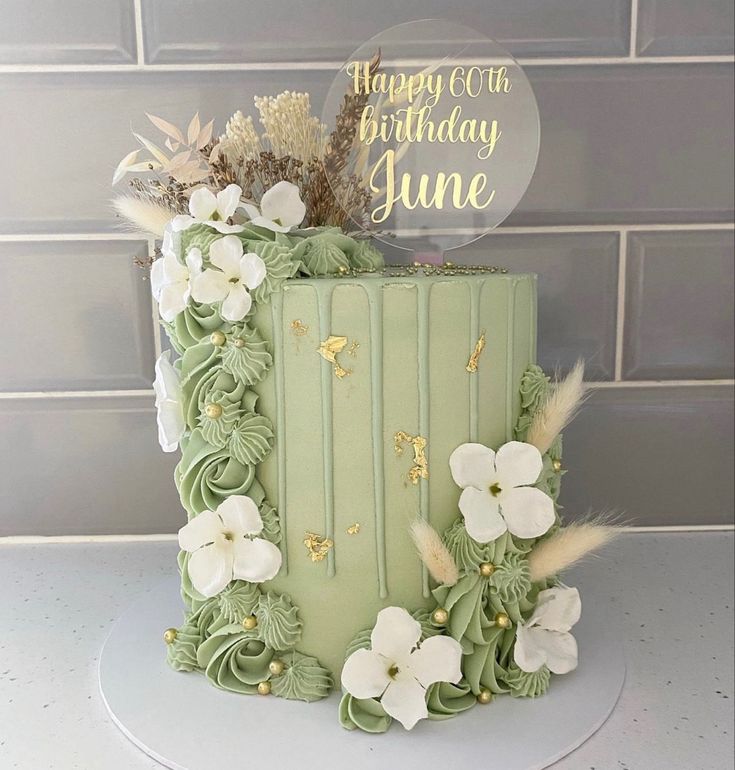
[0,0,732,535]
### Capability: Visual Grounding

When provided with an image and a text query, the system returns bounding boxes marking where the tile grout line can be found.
[0,55,732,74]
[629,0,640,58]
[1,524,732,544]
[614,231,628,381]
[132,0,145,66]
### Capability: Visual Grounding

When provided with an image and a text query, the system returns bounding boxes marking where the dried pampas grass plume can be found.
[526,359,586,454]
[409,518,459,587]
[112,196,174,238]
[527,518,619,582]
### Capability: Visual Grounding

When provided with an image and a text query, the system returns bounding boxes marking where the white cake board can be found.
[99,577,625,770]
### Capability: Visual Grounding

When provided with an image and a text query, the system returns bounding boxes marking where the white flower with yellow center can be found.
[153,351,185,452]
[449,440,555,543]
[514,586,581,674]
[178,496,282,598]
[340,607,462,730]
[171,184,245,234]
[242,180,306,233]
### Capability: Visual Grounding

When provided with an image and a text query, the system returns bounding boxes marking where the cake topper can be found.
[321,19,540,256]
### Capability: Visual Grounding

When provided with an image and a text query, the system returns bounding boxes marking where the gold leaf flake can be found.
[347,341,360,358]
[290,319,309,336]
[394,431,429,485]
[466,332,486,373]
[304,532,334,562]
[318,335,352,379]
[347,523,361,535]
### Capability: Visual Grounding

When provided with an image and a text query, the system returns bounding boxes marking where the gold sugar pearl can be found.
[268,659,285,676]
[242,615,258,631]
[210,331,227,346]
[432,608,449,626]
[257,681,272,696]
[163,628,177,644]
[232,337,246,348]
[552,459,563,472]
[204,403,223,419]
[494,612,512,630]
[479,562,495,577]
[477,689,493,705]
[338,265,349,275]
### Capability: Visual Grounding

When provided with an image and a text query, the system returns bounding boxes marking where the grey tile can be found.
[560,385,735,526]
[0,0,136,64]
[509,64,734,226]
[451,232,620,379]
[637,0,735,55]
[0,396,181,536]
[624,230,735,380]
[141,0,629,64]
[1,65,732,234]
[0,241,156,391]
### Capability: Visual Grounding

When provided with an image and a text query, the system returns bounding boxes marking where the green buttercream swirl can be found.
[245,240,300,304]
[292,229,353,275]
[488,552,532,605]
[197,624,274,694]
[181,223,227,258]
[164,302,231,353]
[259,500,281,545]
[426,680,477,720]
[217,581,261,624]
[270,651,333,702]
[220,324,273,386]
[339,695,392,733]
[348,239,384,271]
[255,592,302,650]
[228,411,274,466]
[502,663,551,698]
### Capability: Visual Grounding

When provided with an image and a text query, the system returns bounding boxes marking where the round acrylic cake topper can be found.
[321,19,540,255]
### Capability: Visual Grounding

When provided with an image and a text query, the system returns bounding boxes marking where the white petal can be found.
[380,677,428,730]
[409,636,463,688]
[170,214,195,232]
[220,284,252,322]
[495,441,544,488]
[156,399,185,451]
[247,215,291,234]
[340,648,391,699]
[185,247,203,275]
[207,220,245,234]
[191,269,229,304]
[216,184,242,220]
[458,487,507,543]
[538,630,578,674]
[188,187,217,220]
[208,235,243,278]
[216,495,263,537]
[260,181,305,228]
[157,283,188,322]
[239,252,267,290]
[513,624,548,673]
[150,257,165,301]
[161,249,188,283]
[241,202,261,220]
[178,509,223,551]
[153,351,180,403]
[449,443,496,490]
[231,537,282,583]
[500,486,555,539]
[531,587,582,632]
[370,607,421,663]
[187,541,233,598]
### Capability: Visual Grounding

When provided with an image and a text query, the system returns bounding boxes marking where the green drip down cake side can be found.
[250,270,538,678]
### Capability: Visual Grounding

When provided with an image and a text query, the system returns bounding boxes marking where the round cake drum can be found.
[99,577,625,770]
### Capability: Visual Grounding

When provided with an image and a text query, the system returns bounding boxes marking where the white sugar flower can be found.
[242,180,305,233]
[190,235,266,322]
[514,586,581,674]
[449,441,555,543]
[150,242,202,322]
[153,351,185,452]
[341,607,462,730]
[178,496,282,598]
[171,183,245,234]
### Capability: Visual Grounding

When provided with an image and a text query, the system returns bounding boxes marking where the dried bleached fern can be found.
[527,518,619,582]
[410,518,459,587]
[526,359,586,454]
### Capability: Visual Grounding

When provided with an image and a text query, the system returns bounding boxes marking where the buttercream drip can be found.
[220,324,273,386]
[269,651,333,702]
[426,680,477,720]
[228,411,274,466]
[198,624,274,694]
[255,592,302,650]
[502,663,551,698]
[176,430,257,516]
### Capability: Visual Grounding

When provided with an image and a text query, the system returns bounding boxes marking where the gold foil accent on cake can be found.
[304,532,334,562]
[347,523,361,535]
[347,341,360,358]
[318,335,352,379]
[466,331,486,373]
[394,431,429,485]
[290,319,309,336]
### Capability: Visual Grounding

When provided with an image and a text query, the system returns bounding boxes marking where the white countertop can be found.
[1,532,733,770]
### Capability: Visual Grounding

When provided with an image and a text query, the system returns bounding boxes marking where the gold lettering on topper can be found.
[394,431,429,485]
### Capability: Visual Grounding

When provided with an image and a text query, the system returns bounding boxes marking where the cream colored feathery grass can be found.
[409,518,459,587]
[526,359,586,454]
[527,519,619,582]
[112,196,174,238]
